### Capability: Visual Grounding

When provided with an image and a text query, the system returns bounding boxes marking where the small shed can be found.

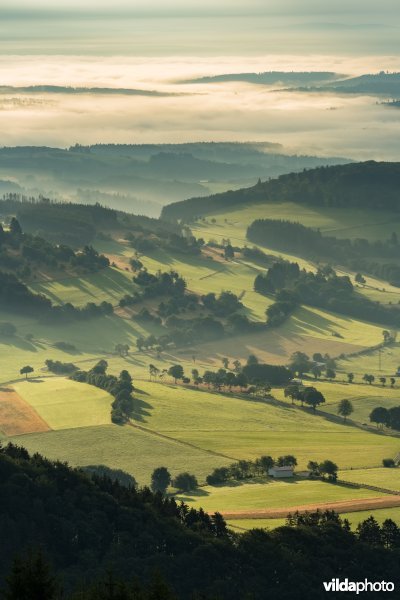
[268,466,294,478]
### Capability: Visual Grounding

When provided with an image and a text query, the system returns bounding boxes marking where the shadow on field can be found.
[176,488,210,502]
[0,335,38,353]
[27,379,45,384]
[130,396,153,422]
[291,306,349,337]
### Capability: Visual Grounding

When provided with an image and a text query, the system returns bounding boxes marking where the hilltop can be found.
[0,143,349,218]
[161,161,400,222]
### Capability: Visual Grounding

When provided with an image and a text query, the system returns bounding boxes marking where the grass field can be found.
[274,379,400,426]
[0,211,399,521]
[228,506,400,532]
[174,479,385,513]
[9,424,230,486]
[191,202,400,244]
[190,203,400,308]
[130,381,400,470]
[3,374,400,488]
[339,468,400,492]
[29,266,137,307]
[338,343,400,380]
[13,378,112,430]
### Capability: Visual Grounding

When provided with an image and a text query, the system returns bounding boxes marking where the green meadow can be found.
[191,201,400,244]
[14,378,112,430]
[5,375,400,489]
[340,468,400,492]
[9,424,230,487]
[274,380,400,426]
[175,479,383,513]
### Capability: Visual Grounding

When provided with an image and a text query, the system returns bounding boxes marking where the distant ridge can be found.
[182,71,344,86]
[0,85,182,97]
[161,161,400,222]
[292,72,400,95]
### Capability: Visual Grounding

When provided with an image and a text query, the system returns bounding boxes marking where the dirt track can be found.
[0,388,50,436]
[223,496,400,520]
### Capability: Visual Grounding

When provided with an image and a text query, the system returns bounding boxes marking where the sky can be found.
[0,1,399,157]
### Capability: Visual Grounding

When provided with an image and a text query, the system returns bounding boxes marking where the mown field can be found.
[13,379,112,430]
[3,375,400,489]
[191,201,400,244]
[340,467,400,492]
[175,479,387,513]
[8,424,230,487]
[274,379,400,426]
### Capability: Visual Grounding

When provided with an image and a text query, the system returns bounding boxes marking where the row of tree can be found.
[206,455,298,485]
[150,467,199,493]
[71,361,135,424]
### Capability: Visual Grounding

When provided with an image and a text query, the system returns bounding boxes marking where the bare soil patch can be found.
[0,388,50,435]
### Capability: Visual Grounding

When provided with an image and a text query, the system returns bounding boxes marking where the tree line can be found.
[161,161,400,222]
[206,455,297,485]
[71,361,135,424]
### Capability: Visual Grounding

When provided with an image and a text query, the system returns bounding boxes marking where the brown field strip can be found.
[0,388,50,435]
[223,496,400,520]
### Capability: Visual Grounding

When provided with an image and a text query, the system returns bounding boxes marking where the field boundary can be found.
[222,495,400,520]
[128,421,238,461]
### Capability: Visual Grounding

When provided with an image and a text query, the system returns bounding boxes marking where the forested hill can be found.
[161,161,400,222]
[2,443,400,600]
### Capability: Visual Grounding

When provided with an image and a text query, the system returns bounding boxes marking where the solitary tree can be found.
[221,357,229,369]
[173,472,198,492]
[150,467,171,494]
[20,365,34,379]
[390,377,396,388]
[338,399,354,422]
[168,364,184,383]
[347,372,354,384]
[303,387,325,412]
[363,374,375,385]
[319,459,338,481]
[369,406,389,429]
[379,377,387,387]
